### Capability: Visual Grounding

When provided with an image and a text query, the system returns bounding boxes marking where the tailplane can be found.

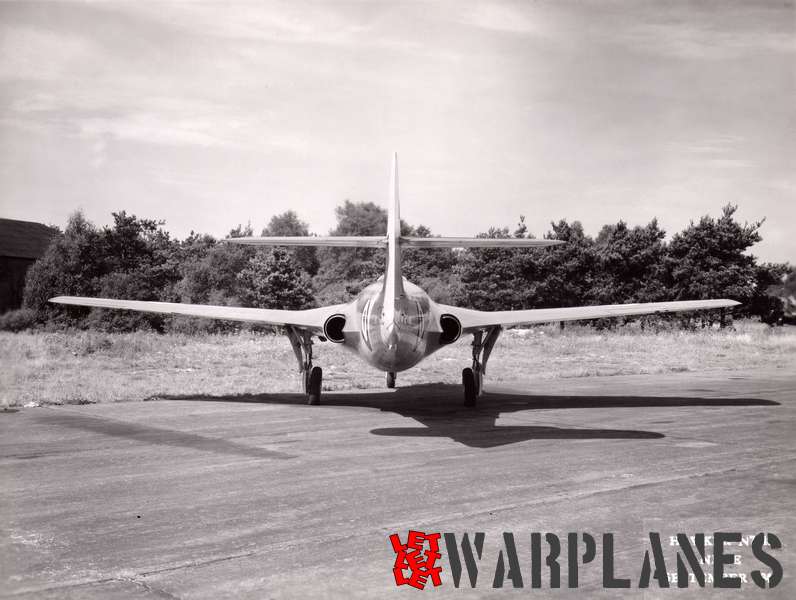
[226,236,385,247]
[226,154,563,255]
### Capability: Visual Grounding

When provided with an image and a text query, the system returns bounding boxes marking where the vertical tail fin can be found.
[384,153,404,303]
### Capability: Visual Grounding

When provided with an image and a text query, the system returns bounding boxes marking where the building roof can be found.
[0,218,59,260]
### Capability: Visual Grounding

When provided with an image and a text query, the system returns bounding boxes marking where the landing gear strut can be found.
[386,372,396,389]
[286,326,323,405]
[463,326,501,407]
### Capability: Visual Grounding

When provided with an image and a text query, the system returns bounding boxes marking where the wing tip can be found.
[708,299,740,307]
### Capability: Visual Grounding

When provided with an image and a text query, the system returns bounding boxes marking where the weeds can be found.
[1,322,794,407]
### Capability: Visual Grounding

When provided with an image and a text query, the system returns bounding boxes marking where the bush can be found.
[0,308,38,332]
[162,314,217,335]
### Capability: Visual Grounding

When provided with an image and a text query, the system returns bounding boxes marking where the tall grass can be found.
[1,321,794,407]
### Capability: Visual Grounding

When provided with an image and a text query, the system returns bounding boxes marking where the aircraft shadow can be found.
[151,384,779,449]
[35,411,295,460]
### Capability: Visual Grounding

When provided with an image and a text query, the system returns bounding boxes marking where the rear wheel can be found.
[386,372,396,389]
[307,366,323,405]
[462,368,476,407]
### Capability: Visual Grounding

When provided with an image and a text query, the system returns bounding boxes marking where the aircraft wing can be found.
[401,237,563,248]
[438,299,740,332]
[49,296,347,331]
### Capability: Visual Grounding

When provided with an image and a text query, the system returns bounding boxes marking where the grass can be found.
[1,321,795,407]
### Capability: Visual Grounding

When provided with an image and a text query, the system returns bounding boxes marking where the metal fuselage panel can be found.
[339,279,448,372]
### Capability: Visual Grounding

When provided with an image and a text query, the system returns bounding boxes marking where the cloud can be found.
[681,135,745,155]
[602,1,796,60]
[704,158,753,169]
[89,137,107,170]
[458,1,549,35]
[621,22,796,61]
[0,1,793,261]
[78,114,230,148]
[112,1,375,45]
[0,24,96,82]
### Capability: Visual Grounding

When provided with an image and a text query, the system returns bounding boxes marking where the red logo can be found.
[389,530,443,589]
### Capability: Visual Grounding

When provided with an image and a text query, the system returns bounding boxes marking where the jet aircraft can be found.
[51,155,739,406]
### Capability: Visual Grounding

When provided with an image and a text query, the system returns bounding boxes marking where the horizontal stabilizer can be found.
[439,299,740,331]
[225,236,385,247]
[401,237,563,248]
[224,236,562,249]
[49,296,347,330]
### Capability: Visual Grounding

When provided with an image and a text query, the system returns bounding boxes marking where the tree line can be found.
[2,202,788,332]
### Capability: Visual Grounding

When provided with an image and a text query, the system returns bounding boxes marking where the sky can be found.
[0,0,794,262]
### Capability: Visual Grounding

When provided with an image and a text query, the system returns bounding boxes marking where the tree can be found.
[592,219,667,304]
[782,267,796,300]
[665,204,787,323]
[312,200,460,303]
[398,223,460,302]
[747,262,789,324]
[314,201,387,296]
[87,212,180,331]
[25,212,178,329]
[332,199,388,236]
[228,222,254,238]
[174,236,252,305]
[455,224,529,310]
[531,220,598,308]
[85,271,165,332]
[667,205,757,301]
[313,201,394,302]
[454,217,568,310]
[769,266,796,320]
[262,210,319,276]
[23,211,183,330]
[23,211,100,325]
[237,248,316,310]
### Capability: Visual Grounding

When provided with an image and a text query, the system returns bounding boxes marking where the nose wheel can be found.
[386,372,396,388]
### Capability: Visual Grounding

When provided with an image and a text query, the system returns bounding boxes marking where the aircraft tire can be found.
[463,367,477,407]
[386,372,396,388]
[474,366,483,396]
[307,366,322,405]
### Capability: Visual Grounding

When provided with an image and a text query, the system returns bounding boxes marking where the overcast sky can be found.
[1,1,794,262]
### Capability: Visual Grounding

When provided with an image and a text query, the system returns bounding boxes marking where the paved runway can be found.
[2,368,795,598]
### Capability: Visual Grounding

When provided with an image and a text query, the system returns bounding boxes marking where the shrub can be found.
[0,308,37,332]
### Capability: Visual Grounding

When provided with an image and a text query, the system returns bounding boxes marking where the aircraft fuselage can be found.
[336,278,451,372]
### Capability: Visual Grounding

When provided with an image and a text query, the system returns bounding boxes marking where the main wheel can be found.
[474,366,483,397]
[307,366,323,405]
[462,367,477,407]
[386,372,396,389]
